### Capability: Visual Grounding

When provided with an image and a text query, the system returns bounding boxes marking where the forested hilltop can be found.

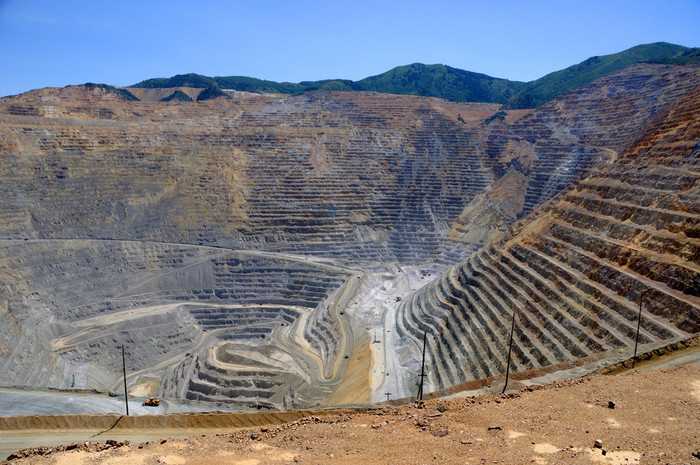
[131,42,699,107]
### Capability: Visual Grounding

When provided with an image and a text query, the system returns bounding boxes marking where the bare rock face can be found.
[0,63,699,408]
[396,66,700,394]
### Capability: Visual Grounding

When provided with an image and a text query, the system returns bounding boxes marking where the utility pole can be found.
[502,309,517,394]
[122,345,129,416]
[632,290,648,368]
[417,331,427,401]
[385,392,391,402]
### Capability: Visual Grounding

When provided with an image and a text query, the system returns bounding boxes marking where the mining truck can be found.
[142,397,160,407]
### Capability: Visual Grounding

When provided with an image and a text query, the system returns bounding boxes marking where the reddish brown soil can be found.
[3,364,698,465]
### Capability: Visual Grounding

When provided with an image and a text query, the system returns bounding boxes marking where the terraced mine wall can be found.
[396,73,700,394]
[0,89,500,266]
[0,240,359,409]
[0,62,699,408]
[2,64,695,263]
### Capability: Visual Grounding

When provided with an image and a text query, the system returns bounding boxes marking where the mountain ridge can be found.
[129,42,699,107]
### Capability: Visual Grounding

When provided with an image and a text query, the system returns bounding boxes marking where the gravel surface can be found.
[2,363,698,465]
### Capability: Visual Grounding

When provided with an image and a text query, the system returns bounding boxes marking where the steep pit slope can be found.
[2,66,694,264]
[0,240,357,410]
[452,62,700,242]
[0,87,506,265]
[395,65,700,395]
[0,88,509,407]
[0,63,698,409]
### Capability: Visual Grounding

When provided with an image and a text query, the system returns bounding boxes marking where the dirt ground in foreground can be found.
[3,364,699,465]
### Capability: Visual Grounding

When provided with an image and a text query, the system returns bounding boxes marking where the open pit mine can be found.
[0,62,698,414]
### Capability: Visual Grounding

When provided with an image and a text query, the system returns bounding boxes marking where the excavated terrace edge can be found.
[1,334,697,433]
[419,334,700,401]
[0,406,376,432]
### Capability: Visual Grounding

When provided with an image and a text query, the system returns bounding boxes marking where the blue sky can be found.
[1,0,699,97]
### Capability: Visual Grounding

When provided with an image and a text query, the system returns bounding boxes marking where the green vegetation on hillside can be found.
[131,66,524,103]
[133,75,361,95]
[196,86,230,101]
[646,46,700,65]
[133,73,217,90]
[129,42,699,109]
[355,63,526,103]
[484,110,507,124]
[160,90,193,102]
[504,42,700,108]
[83,83,139,101]
[213,76,305,94]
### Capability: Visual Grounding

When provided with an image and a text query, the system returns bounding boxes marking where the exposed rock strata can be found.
[396,76,700,394]
[0,62,698,407]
